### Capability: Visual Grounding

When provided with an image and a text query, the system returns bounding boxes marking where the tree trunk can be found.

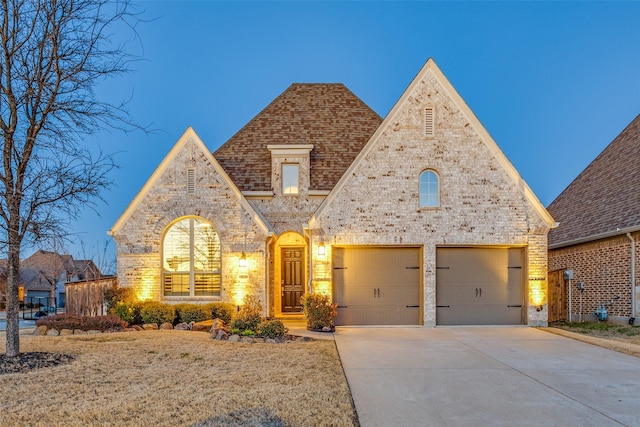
[5,224,21,357]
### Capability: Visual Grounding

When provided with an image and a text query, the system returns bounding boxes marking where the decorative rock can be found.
[215,329,228,340]
[266,338,277,344]
[240,336,254,343]
[46,329,60,336]
[209,318,226,333]
[34,325,48,336]
[87,330,102,334]
[322,326,333,332]
[227,334,240,342]
[132,325,144,331]
[59,329,73,336]
[192,319,214,332]
[174,322,190,331]
[122,327,138,332]
[74,329,88,335]
[159,322,173,330]
[143,323,158,330]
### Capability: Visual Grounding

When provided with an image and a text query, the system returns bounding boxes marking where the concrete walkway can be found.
[334,327,640,427]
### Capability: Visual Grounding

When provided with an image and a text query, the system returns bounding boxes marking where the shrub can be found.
[35,314,126,332]
[113,301,142,325]
[231,295,262,332]
[174,303,211,324]
[241,329,255,336]
[139,301,175,325]
[301,293,337,330]
[257,319,288,338]
[204,302,236,324]
[104,285,134,315]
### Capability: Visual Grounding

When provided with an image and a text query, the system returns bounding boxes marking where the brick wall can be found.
[313,68,551,326]
[112,134,269,311]
[549,231,639,318]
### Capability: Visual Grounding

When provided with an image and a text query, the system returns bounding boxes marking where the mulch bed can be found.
[0,352,75,375]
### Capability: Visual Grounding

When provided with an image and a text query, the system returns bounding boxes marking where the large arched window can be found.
[163,217,221,297]
[419,170,439,207]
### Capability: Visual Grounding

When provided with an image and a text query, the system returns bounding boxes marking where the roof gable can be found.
[214,84,382,192]
[548,114,640,247]
[312,58,554,229]
[109,128,272,236]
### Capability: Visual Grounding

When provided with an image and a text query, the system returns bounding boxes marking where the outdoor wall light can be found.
[317,241,326,256]
[239,252,247,269]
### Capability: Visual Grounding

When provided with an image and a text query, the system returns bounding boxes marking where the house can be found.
[547,115,640,324]
[19,250,103,308]
[109,59,554,326]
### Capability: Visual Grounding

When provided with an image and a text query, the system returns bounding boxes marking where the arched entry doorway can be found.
[274,231,307,316]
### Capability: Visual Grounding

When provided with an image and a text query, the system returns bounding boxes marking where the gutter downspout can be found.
[627,232,636,319]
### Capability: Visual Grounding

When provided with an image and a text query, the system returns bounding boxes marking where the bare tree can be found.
[0,0,142,357]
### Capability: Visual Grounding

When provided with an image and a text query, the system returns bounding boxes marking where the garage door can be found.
[333,247,421,326]
[436,247,524,325]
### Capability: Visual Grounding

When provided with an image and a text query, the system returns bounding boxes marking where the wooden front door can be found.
[281,248,304,312]
[548,269,566,322]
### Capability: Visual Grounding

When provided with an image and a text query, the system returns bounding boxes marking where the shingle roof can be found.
[547,114,640,246]
[214,83,383,192]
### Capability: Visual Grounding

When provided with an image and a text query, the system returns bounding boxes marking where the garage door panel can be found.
[436,247,524,325]
[333,247,421,326]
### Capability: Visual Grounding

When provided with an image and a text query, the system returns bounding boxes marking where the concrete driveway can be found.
[334,327,640,427]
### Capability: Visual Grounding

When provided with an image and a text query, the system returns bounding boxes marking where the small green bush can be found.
[301,293,337,330]
[231,295,262,332]
[113,301,142,325]
[257,319,288,338]
[104,285,134,315]
[204,302,236,324]
[174,303,211,324]
[139,301,175,325]
[241,329,255,336]
[35,314,127,332]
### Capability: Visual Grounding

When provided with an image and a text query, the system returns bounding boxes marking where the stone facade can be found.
[549,232,639,320]
[110,59,554,326]
[310,63,551,326]
[110,131,271,310]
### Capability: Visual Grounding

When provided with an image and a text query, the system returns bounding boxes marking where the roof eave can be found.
[549,224,640,249]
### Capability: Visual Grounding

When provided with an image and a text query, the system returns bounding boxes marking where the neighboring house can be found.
[109,59,554,326]
[547,115,640,324]
[19,250,103,308]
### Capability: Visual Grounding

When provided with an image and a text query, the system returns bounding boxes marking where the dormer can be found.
[268,144,313,196]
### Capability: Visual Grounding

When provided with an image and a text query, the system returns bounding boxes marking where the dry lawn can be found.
[546,321,640,358]
[0,330,358,427]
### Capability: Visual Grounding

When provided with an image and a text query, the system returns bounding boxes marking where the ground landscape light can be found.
[317,241,326,256]
[239,251,247,269]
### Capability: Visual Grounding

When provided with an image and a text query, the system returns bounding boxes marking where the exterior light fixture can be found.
[239,251,247,269]
[317,241,326,256]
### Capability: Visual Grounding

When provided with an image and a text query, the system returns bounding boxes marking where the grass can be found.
[546,321,640,359]
[0,330,358,427]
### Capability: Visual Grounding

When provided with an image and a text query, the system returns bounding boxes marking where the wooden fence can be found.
[65,276,117,316]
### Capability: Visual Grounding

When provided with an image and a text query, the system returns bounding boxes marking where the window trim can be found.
[419,169,440,208]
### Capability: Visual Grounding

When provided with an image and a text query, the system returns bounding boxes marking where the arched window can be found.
[163,217,221,297]
[419,170,439,207]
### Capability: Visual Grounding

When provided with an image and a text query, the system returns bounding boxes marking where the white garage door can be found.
[436,247,524,325]
[333,247,421,326]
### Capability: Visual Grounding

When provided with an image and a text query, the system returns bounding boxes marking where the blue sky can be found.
[56,1,640,265]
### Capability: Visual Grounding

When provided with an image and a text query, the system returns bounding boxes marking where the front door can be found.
[281,247,304,312]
